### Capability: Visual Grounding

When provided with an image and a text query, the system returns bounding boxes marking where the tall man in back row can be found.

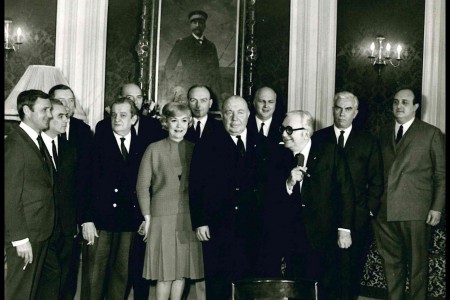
[314,91,384,300]
[164,10,222,110]
[374,88,445,299]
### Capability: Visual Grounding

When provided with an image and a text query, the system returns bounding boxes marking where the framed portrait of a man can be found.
[149,0,246,113]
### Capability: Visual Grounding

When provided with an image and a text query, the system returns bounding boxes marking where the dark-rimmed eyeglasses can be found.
[279,125,305,135]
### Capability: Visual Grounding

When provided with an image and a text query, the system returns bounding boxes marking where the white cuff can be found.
[12,238,29,247]
[338,228,351,233]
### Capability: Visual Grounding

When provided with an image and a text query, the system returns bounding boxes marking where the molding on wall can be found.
[287,0,337,130]
[422,0,445,133]
[55,0,109,129]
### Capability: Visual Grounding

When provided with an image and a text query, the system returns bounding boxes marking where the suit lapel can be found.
[395,119,419,156]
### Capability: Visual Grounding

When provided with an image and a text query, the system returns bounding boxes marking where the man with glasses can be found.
[263,110,353,299]
[313,91,383,300]
[185,85,222,144]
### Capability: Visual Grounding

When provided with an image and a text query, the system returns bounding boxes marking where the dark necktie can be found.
[236,135,245,158]
[295,153,305,167]
[52,140,58,170]
[37,134,51,172]
[195,120,201,140]
[259,122,265,136]
[396,125,403,144]
[338,130,345,148]
[120,137,128,160]
[61,132,67,141]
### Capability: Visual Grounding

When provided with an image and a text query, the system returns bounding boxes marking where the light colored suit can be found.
[374,118,445,299]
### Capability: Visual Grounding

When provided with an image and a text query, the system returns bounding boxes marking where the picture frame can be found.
[146,0,256,114]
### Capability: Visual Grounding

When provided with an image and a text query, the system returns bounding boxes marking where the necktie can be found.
[120,137,128,160]
[338,130,345,148]
[259,122,265,136]
[295,153,305,167]
[195,120,201,140]
[52,140,58,170]
[236,135,245,158]
[37,134,51,172]
[396,125,403,144]
[61,132,67,141]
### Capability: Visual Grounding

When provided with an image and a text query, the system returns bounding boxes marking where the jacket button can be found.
[301,204,306,207]
[235,188,240,191]
[235,206,238,210]
[113,203,117,207]
[114,189,118,192]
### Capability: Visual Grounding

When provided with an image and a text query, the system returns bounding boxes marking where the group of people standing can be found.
[5,82,445,300]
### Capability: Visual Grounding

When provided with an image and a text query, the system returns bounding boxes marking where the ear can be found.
[131,114,138,124]
[23,105,32,117]
[208,99,213,109]
[413,103,419,111]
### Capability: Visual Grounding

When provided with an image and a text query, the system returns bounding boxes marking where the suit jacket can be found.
[379,118,445,221]
[247,112,283,145]
[54,136,79,236]
[313,126,384,216]
[184,115,223,144]
[189,127,269,277]
[5,126,55,242]
[268,138,354,252]
[68,117,92,153]
[81,125,145,232]
[96,115,167,148]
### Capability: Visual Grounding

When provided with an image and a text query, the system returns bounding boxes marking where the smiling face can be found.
[253,87,276,121]
[188,86,212,118]
[167,112,191,142]
[393,89,418,124]
[25,97,53,132]
[222,96,250,136]
[281,113,310,153]
[111,102,138,136]
[333,96,358,129]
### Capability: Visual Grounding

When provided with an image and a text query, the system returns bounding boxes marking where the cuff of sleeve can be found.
[12,238,29,247]
[286,181,293,195]
[338,228,351,233]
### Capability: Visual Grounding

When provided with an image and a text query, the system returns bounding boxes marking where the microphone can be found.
[296,153,310,177]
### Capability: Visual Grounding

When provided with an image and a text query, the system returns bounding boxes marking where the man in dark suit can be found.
[36,99,80,299]
[5,89,54,300]
[267,110,354,299]
[185,84,223,144]
[164,10,222,110]
[189,96,268,300]
[80,97,146,300]
[247,86,283,145]
[48,84,93,298]
[314,91,384,300]
[373,88,445,299]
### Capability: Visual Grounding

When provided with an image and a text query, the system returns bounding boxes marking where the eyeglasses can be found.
[279,125,305,135]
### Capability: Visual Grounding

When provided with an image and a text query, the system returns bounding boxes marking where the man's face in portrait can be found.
[190,19,206,37]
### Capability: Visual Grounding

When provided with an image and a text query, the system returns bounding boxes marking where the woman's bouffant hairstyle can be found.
[160,102,193,130]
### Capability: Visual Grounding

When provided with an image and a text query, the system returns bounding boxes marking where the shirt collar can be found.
[395,117,415,134]
[230,128,248,147]
[19,122,40,142]
[193,114,208,125]
[192,33,204,40]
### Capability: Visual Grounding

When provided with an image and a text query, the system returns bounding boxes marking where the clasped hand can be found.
[287,166,308,188]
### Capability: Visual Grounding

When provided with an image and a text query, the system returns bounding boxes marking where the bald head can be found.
[222,96,250,136]
[120,83,143,110]
[253,87,277,121]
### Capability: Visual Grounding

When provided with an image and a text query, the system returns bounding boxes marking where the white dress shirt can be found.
[113,131,131,153]
[193,115,208,138]
[395,117,414,137]
[42,132,58,169]
[255,116,273,137]
[333,124,352,147]
[230,128,247,149]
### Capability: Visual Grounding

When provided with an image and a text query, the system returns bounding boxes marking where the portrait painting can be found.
[153,0,240,113]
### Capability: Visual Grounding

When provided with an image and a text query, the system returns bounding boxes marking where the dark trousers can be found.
[60,233,82,300]
[373,218,430,300]
[35,221,76,300]
[205,275,232,300]
[124,232,150,300]
[5,239,49,300]
[81,230,133,300]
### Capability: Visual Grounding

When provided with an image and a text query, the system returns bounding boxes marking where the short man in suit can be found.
[189,96,268,300]
[80,97,146,300]
[373,88,445,299]
[164,10,222,110]
[269,110,354,299]
[48,84,93,298]
[184,84,223,144]
[247,86,283,145]
[37,99,80,299]
[314,91,384,300]
[5,89,54,300]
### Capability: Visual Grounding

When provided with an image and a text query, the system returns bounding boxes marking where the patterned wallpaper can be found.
[104,0,141,107]
[4,0,57,99]
[336,0,425,136]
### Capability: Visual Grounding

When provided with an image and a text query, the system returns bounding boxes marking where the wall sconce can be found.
[4,19,24,60]
[368,36,402,75]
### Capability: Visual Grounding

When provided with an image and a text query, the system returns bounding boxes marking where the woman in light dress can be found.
[136,102,204,299]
